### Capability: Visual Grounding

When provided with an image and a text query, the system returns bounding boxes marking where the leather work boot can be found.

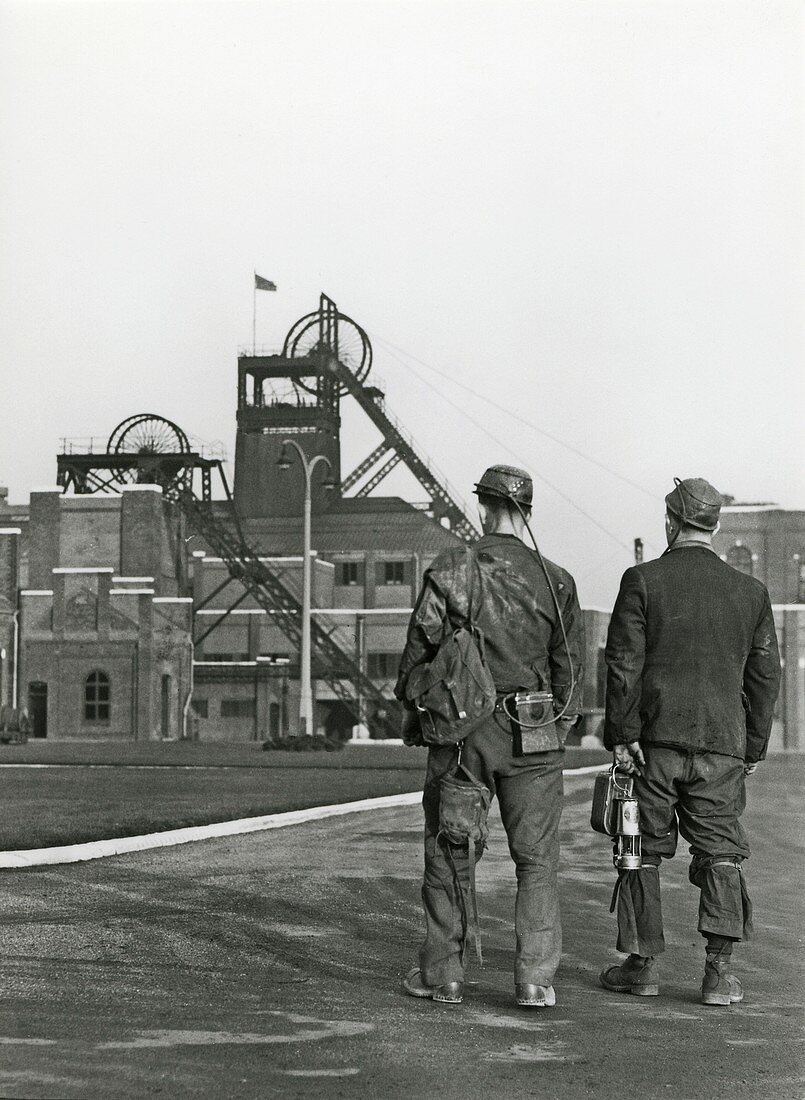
[599,954,659,997]
[402,967,463,1004]
[515,983,556,1008]
[701,954,744,1006]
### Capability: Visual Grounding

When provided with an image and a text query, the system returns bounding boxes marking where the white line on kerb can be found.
[0,763,607,870]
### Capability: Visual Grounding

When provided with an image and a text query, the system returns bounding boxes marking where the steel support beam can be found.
[355,453,402,497]
[341,442,391,492]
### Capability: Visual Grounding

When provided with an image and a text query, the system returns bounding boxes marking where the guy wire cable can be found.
[369,331,658,502]
[373,337,636,553]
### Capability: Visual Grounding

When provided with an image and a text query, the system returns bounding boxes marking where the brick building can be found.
[714,502,805,604]
[5,486,192,740]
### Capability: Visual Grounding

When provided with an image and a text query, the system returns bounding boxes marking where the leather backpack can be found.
[403,548,496,746]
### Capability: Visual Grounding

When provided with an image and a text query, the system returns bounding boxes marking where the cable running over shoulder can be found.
[505,498,576,727]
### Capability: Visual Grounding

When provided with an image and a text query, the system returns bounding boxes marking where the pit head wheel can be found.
[282,309,372,396]
[107,413,191,492]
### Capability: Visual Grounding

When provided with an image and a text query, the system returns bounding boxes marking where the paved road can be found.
[1,758,802,1099]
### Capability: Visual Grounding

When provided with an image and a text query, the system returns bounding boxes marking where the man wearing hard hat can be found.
[395,465,584,1009]
[599,477,781,1005]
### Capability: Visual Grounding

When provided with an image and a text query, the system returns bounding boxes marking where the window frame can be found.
[382,560,406,586]
[84,670,111,723]
[338,561,361,587]
[220,698,256,719]
[367,652,399,679]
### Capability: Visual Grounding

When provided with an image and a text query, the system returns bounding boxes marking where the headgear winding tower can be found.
[234,296,354,517]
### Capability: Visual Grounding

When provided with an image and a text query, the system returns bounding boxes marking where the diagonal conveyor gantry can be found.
[180,487,401,739]
[327,354,481,543]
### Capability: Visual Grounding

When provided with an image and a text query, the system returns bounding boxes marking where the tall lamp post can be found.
[276,440,334,737]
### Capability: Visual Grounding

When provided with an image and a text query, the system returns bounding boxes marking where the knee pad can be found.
[689,855,742,888]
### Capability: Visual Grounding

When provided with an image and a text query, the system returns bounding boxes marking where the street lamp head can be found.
[276,446,292,472]
[322,475,337,493]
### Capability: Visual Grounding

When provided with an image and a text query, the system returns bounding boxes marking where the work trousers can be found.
[614,744,753,957]
[419,715,564,987]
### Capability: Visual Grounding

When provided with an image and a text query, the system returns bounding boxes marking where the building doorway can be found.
[161,674,171,739]
[28,682,47,738]
[268,701,282,740]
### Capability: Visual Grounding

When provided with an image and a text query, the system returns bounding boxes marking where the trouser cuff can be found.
[615,867,665,957]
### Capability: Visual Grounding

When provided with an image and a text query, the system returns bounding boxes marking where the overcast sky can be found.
[1,0,802,605]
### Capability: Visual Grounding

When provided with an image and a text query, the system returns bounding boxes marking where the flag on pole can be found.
[255,274,277,291]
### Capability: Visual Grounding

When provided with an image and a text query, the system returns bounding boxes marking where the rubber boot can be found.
[702,951,743,1006]
[599,953,659,997]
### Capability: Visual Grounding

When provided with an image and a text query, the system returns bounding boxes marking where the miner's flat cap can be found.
[665,476,723,531]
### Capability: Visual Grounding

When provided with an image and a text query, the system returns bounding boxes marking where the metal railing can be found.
[237,345,283,357]
[59,437,109,455]
[186,435,228,462]
[59,435,228,462]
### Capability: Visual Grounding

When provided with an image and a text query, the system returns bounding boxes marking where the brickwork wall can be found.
[715,509,805,604]
[59,505,120,571]
[120,489,163,581]
[18,488,192,740]
[28,492,61,588]
[23,640,137,740]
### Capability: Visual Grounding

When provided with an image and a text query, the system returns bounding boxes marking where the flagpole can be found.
[252,271,256,355]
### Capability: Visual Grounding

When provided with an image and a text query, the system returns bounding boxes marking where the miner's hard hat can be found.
[473,465,533,507]
[665,477,723,531]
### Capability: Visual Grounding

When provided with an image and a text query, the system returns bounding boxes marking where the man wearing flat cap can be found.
[599,477,781,1005]
[395,465,584,1009]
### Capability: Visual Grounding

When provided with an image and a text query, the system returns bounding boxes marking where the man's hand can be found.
[401,706,424,747]
[613,741,645,776]
[743,761,759,777]
[555,716,578,743]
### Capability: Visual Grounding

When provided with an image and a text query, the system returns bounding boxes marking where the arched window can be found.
[727,544,753,576]
[84,671,110,722]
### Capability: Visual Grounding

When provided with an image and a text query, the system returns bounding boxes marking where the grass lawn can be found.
[0,764,430,852]
[0,741,609,851]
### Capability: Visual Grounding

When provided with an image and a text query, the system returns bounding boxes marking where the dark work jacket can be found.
[604,542,781,763]
[395,533,584,716]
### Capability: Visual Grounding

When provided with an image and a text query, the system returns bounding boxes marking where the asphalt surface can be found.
[0,757,802,1100]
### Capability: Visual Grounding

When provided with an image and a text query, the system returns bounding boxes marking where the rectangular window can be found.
[382,561,406,586]
[201,653,250,663]
[221,699,255,719]
[191,699,209,718]
[367,652,399,679]
[338,561,361,586]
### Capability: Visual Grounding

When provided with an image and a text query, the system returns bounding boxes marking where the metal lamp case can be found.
[590,765,643,870]
[590,765,630,836]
